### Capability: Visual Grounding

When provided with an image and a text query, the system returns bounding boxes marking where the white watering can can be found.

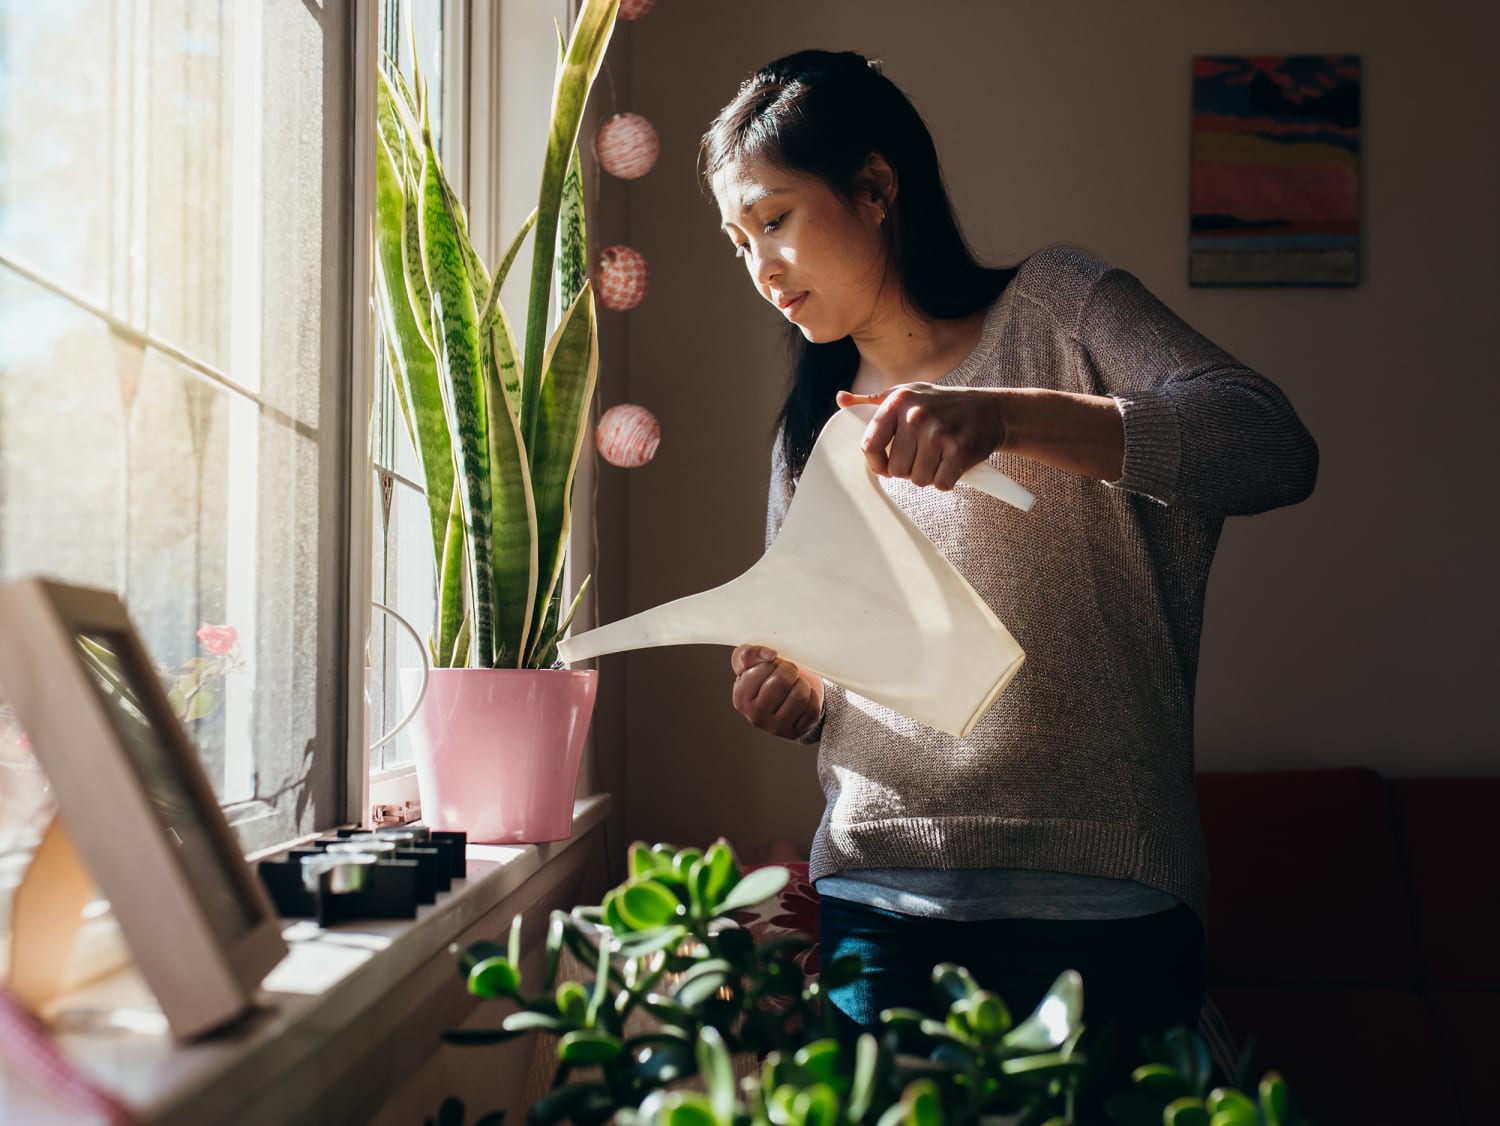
[557,405,1034,738]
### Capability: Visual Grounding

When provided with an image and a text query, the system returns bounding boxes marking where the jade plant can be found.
[442,841,1311,1126]
[374,0,618,669]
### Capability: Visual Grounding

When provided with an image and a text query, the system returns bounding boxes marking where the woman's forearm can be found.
[993,388,1125,483]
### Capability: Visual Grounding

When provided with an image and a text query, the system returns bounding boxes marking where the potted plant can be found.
[372,0,619,842]
[437,843,1312,1126]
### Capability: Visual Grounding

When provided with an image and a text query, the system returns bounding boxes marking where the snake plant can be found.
[374,0,617,668]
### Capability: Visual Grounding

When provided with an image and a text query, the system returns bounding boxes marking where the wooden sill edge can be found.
[21,793,612,1124]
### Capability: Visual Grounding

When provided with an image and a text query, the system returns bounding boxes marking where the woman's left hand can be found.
[836,385,1007,490]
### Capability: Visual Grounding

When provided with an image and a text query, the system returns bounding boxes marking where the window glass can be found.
[0,0,354,930]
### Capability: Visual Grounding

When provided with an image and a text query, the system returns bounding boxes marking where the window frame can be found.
[359,0,593,820]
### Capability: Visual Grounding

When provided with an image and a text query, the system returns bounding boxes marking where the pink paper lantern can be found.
[594,245,650,312]
[594,112,660,180]
[619,0,655,20]
[596,404,661,468]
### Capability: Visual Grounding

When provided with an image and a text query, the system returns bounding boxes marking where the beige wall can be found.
[588,0,1500,863]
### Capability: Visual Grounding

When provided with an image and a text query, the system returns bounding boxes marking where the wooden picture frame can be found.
[0,577,287,1038]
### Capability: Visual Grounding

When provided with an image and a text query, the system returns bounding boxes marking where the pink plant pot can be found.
[401,668,598,844]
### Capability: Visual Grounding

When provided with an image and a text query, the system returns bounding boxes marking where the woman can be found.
[702,48,1318,1090]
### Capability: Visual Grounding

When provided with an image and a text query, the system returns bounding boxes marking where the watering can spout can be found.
[556,586,732,664]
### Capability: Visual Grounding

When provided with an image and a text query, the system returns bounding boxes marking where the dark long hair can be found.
[701,49,1020,479]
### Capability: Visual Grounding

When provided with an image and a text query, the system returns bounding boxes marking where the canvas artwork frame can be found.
[0,577,286,1038]
[1190,55,1362,286]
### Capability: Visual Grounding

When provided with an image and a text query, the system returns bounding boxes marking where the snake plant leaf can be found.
[419,122,495,666]
[552,20,589,320]
[481,287,524,425]
[479,210,537,418]
[556,144,588,317]
[529,574,591,669]
[521,0,618,449]
[438,485,466,666]
[430,140,489,301]
[401,150,436,353]
[375,89,454,574]
[530,593,563,670]
[525,282,598,664]
[447,612,471,671]
[483,326,538,667]
[497,208,538,291]
[379,55,421,171]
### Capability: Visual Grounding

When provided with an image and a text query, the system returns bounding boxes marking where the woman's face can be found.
[713,155,891,343]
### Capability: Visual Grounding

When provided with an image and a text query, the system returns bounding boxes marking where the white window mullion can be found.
[224,0,266,804]
[442,0,468,233]
[346,0,381,823]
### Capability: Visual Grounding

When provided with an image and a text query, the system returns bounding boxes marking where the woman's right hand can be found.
[730,644,823,741]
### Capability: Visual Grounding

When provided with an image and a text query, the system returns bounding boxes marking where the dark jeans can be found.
[818,895,1205,1121]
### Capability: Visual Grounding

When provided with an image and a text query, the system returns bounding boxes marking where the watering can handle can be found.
[958,462,1036,512]
[368,601,430,753]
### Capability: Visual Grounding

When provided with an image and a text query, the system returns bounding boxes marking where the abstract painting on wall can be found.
[1190,55,1361,286]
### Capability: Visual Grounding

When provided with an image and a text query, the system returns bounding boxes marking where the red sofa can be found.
[1196,768,1500,1126]
[740,768,1499,1124]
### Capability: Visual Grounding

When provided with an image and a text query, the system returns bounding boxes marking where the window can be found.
[365,0,582,796]
[368,0,448,780]
[0,0,360,929]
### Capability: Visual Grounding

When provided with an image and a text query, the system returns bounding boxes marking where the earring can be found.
[878,207,887,224]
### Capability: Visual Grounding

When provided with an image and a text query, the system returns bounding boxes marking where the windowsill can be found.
[0,793,612,1126]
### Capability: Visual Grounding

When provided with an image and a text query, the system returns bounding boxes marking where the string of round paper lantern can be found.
[590,3,657,472]
[596,403,661,468]
[594,244,650,312]
[594,112,659,180]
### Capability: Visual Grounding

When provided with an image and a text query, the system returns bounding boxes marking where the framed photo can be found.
[0,577,286,1038]
[1190,55,1362,286]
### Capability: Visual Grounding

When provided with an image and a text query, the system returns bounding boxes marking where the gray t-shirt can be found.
[816,867,1181,922]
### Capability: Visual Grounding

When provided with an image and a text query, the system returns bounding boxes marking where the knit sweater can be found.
[764,246,1319,925]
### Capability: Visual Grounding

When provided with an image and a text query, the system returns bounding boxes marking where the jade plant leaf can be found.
[1132,1062,1193,1103]
[617,878,683,931]
[716,866,789,914]
[1163,1097,1211,1126]
[558,1029,623,1064]
[1207,1087,1259,1126]
[453,939,508,980]
[467,956,519,999]
[1259,1072,1289,1126]
[848,1034,880,1123]
[1003,970,1082,1052]
[697,1025,736,1124]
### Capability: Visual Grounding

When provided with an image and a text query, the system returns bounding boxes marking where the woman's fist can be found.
[730,644,823,741]
[837,384,1006,490]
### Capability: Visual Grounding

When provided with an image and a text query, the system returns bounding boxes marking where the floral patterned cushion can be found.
[728,861,820,979]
